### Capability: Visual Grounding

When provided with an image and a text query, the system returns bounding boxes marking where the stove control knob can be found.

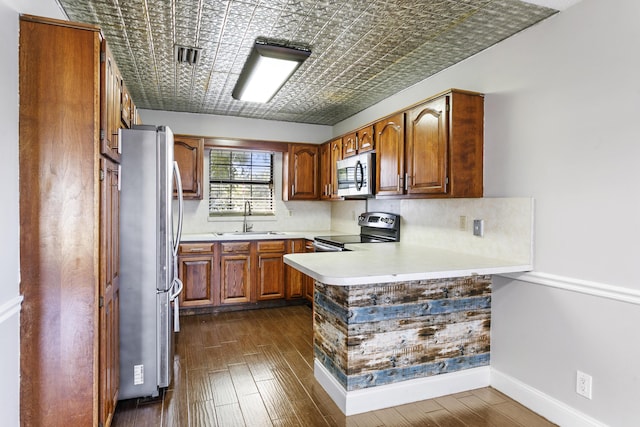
[358,215,365,222]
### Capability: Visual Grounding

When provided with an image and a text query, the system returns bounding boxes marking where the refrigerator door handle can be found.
[170,277,183,332]
[172,161,184,257]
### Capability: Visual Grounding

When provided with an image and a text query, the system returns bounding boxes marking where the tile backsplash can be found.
[331,197,534,265]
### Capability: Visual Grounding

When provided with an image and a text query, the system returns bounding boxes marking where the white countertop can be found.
[283,242,532,285]
[181,230,334,242]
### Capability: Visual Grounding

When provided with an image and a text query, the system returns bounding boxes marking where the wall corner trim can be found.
[498,271,640,306]
[0,295,24,324]
[490,368,607,427]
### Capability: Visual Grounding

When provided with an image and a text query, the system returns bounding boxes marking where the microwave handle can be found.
[355,160,364,191]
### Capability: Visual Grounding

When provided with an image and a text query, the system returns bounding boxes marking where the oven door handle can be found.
[313,241,343,252]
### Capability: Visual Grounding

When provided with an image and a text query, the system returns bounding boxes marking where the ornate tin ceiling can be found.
[56,0,557,125]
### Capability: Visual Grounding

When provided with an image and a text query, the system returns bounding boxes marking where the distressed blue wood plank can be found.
[312,276,493,393]
[348,296,491,324]
[345,353,490,391]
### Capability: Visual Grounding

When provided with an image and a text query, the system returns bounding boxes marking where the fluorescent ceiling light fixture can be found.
[232,41,311,103]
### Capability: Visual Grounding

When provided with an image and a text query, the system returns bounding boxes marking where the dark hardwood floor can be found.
[112,305,555,426]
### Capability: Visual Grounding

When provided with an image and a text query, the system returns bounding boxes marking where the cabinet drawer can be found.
[257,240,285,253]
[179,242,214,254]
[221,241,251,253]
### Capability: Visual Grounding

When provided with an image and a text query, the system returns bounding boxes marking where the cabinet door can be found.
[320,142,331,200]
[285,239,305,299]
[121,83,132,128]
[342,132,357,158]
[178,253,215,307]
[174,136,204,200]
[99,157,119,426]
[320,138,343,200]
[286,144,319,200]
[100,42,121,163]
[256,252,285,300]
[304,239,315,302]
[375,113,405,196]
[220,254,251,304]
[357,125,375,153]
[406,96,448,195]
[329,138,343,199]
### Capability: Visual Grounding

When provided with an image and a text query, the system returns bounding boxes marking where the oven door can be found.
[312,240,345,252]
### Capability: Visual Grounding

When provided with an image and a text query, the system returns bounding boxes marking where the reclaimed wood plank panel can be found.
[314,275,492,390]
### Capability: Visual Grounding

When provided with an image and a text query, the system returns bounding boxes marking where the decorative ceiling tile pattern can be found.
[57,0,556,125]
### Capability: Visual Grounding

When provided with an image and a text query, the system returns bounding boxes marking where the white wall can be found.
[334,0,640,425]
[1,1,65,425]
[139,109,332,144]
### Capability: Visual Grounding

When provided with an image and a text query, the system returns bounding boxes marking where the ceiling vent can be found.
[175,45,202,65]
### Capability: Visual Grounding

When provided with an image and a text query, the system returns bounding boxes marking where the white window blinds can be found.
[209,149,274,215]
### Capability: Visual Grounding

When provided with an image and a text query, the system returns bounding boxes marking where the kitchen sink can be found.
[213,231,284,236]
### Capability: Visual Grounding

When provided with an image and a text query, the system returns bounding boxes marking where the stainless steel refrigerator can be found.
[119,125,184,399]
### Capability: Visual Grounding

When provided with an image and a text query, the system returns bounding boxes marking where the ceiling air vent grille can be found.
[175,45,202,65]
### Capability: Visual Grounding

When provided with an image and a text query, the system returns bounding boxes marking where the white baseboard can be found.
[314,360,490,416]
[490,368,606,427]
[0,296,23,324]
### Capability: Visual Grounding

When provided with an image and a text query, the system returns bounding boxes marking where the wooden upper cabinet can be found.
[174,135,204,200]
[342,132,357,158]
[342,125,374,158]
[375,113,405,196]
[100,41,122,163]
[329,138,343,199]
[406,96,448,195]
[320,142,330,200]
[320,138,343,200]
[121,83,132,128]
[283,143,320,200]
[374,90,483,199]
[406,91,484,198]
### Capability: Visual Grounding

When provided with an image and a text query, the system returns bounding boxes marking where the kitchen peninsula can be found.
[283,242,532,415]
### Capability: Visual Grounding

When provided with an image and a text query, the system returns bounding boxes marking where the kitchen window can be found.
[209,149,274,216]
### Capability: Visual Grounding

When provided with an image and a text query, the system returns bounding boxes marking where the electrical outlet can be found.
[473,219,484,237]
[459,215,467,231]
[576,370,592,399]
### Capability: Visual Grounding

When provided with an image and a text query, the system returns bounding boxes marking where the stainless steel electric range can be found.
[313,212,401,252]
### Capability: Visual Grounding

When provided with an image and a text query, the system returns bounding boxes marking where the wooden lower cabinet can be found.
[220,242,252,304]
[286,239,306,299]
[99,157,120,427]
[178,239,312,311]
[304,239,315,302]
[178,243,216,307]
[256,240,286,300]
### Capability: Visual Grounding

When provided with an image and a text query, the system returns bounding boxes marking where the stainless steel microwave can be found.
[337,152,375,198]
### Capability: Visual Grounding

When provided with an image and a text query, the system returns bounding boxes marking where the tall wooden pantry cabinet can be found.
[19,15,135,427]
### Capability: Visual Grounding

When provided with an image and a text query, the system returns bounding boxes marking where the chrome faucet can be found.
[242,201,253,232]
